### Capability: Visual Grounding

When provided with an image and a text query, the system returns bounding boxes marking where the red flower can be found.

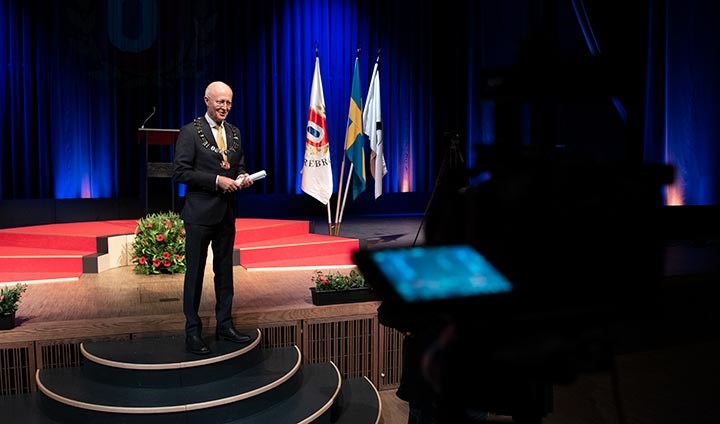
[162,251,170,259]
[153,259,161,268]
[138,257,147,265]
[156,234,165,242]
[145,223,153,228]
[163,259,171,267]
[175,254,183,261]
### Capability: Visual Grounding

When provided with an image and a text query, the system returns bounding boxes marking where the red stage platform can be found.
[0,218,360,284]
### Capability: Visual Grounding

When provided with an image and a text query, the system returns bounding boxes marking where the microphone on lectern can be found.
[140,106,156,129]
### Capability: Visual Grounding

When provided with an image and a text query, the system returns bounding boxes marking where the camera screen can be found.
[367,245,513,303]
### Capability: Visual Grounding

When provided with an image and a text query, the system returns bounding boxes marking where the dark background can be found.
[1,0,719,227]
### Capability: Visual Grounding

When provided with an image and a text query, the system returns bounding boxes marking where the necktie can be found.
[215,124,227,164]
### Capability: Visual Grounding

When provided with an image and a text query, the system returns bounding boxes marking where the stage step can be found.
[236,234,359,268]
[0,271,80,284]
[4,368,380,424]
[4,330,381,423]
[0,255,86,273]
[234,219,313,243]
[0,218,359,282]
[331,376,383,424]
[242,253,356,270]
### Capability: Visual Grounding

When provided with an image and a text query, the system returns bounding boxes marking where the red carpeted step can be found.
[0,218,362,276]
[0,221,138,251]
[0,232,98,251]
[236,234,359,268]
[234,219,312,244]
[0,271,80,284]
[0,246,93,256]
[0,246,90,273]
[0,220,138,236]
[239,253,356,270]
[0,256,85,273]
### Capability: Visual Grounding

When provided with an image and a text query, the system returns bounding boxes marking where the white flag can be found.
[363,61,387,199]
[301,57,333,204]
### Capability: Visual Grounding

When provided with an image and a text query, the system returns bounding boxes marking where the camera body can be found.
[357,146,673,422]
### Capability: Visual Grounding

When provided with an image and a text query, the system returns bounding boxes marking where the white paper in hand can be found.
[248,170,267,182]
[235,170,267,187]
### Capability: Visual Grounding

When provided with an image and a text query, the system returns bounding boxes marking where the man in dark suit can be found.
[173,81,253,355]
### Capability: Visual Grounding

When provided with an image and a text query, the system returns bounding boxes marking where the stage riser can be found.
[238,240,358,266]
[0,317,404,397]
[35,362,340,423]
[81,347,266,388]
[0,218,358,283]
[234,220,311,243]
[0,257,84,273]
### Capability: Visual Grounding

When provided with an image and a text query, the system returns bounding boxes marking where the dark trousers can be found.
[182,215,236,336]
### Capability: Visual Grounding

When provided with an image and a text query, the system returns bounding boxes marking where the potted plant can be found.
[0,282,28,330]
[130,211,187,275]
[309,269,378,306]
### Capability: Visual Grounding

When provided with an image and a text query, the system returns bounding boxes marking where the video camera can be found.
[354,146,674,421]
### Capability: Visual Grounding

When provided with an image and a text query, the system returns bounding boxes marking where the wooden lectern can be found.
[138,128,180,214]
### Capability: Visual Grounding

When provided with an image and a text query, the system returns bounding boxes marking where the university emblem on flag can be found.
[306,107,329,155]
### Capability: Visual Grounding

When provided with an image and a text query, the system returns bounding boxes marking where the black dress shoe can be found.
[185,334,210,355]
[216,327,252,343]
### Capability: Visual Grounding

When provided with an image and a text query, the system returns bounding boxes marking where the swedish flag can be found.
[344,57,366,200]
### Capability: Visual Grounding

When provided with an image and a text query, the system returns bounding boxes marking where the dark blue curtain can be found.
[1,0,434,201]
[2,0,719,206]
[662,0,720,205]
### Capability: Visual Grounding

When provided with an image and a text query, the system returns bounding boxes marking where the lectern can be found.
[138,128,180,214]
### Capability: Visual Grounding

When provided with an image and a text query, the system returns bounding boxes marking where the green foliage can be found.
[312,269,366,292]
[0,283,28,314]
[130,211,187,275]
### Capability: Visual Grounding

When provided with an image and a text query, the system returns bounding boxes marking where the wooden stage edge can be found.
[0,264,383,345]
[0,300,382,345]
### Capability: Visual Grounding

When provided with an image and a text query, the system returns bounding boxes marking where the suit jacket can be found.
[173,117,246,225]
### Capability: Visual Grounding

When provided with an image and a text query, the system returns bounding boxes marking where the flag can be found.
[363,60,387,199]
[344,57,366,201]
[301,56,333,204]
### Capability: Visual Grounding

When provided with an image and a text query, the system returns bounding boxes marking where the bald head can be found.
[204,81,233,124]
[205,81,232,98]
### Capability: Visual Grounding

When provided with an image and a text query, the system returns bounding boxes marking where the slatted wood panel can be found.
[36,335,130,370]
[302,315,378,384]
[260,322,300,348]
[377,325,404,390]
[0,341,35,395]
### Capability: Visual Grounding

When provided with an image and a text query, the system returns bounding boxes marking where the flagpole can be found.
[337,162,357,235]
[334,149,348,235]
[326,202,333,235]
[334,48,361,236]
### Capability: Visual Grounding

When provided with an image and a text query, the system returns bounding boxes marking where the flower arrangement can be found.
[312,269,366,292]
[130,211,186,275]
[0,283,28,315]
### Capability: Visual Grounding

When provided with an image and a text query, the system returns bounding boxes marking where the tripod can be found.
[413,132,467,246]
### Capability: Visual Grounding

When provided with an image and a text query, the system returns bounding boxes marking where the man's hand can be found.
[234,173,254,189]
[217,176,239,193]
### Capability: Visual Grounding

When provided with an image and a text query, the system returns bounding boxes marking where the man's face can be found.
[205,85,233,123]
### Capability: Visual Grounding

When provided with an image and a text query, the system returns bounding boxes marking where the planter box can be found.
[0,312,15,330]
[310,287,379,306]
